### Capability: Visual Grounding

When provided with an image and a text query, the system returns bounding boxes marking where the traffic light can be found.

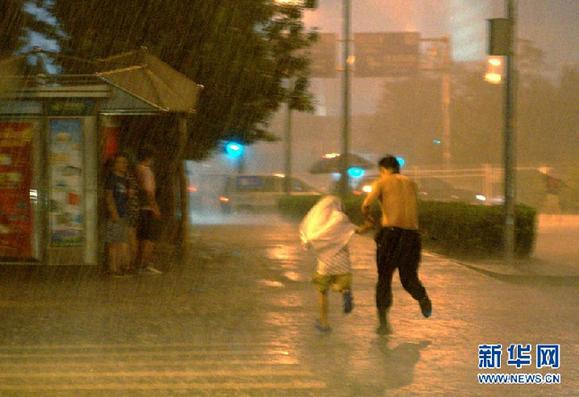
[224,141,245,159]
[485,56,503,84]
[488,18,512,56]
[395,156,406,168]
[347,166,365,179]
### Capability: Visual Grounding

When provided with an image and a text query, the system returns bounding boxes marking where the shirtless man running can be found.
[362,155,432,335]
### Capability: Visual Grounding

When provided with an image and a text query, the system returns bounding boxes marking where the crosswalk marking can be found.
[0,381,327,392]
[0,359,300,369]
[0,369,312,378]
[0,343,326,393]
[0,348,291,359]
[0,341,291,351]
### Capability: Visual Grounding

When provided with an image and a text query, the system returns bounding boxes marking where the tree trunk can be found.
[178,160,189,245]
[175,116,190,247]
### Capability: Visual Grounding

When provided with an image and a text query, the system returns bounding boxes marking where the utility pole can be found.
[339,0,351,197]
[283,79,293,194]
[237,156,245,174]
[420,37,452,170]
[490,1,517,262]
[440,37,452,171]
[503,0,517,262]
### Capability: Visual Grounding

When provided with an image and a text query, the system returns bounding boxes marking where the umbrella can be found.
[309,153,375,174]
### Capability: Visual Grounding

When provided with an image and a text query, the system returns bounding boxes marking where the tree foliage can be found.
[1,0,62,57]
[50,0,316,159]
[1,0,27,57]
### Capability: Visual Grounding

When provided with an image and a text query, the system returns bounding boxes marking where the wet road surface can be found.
[0,214,577,396]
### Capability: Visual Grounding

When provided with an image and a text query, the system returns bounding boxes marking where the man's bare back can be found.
[362,172,419,230]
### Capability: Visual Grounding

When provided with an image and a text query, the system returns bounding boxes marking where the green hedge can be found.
[278,195,536,258]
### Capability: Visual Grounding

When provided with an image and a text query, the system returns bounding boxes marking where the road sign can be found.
[354,32,420,77]
[420,39,449,71]
[307,33,337,78]
[275,0,317,7]
[488,18,512,56]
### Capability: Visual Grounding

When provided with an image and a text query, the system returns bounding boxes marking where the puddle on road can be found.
[190,212,291,226]
[257,279,285,288]
[265,245,296,262]
[283,271,303,282]
[272,294,306,309]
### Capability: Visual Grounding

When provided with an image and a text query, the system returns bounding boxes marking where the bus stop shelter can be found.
[0,49,202,266]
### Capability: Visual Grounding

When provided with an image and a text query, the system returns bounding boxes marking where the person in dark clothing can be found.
[361,155,432,335]
[105,154,130,276]
[125,159,140,273]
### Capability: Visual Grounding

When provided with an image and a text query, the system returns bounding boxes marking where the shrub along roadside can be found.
[279,195,536,258]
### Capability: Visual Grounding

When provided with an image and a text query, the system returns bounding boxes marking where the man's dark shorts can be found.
[137,210,159,241]
[375,227,421,270]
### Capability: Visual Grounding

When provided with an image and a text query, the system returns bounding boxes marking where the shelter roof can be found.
[0,48,202,114]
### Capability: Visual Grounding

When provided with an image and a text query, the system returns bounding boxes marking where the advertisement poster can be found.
[0,122,34,259]
[101,116,119,161]
[49,119,84,246]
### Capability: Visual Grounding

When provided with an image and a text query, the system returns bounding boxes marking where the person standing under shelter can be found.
[125,155,140,273]
[362,155,432,335]
[135,146,162,275]
[105,153,130,277]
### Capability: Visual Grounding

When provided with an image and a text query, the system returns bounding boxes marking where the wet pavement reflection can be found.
[0,213,576,396]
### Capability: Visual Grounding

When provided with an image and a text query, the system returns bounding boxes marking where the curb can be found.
[450,260,579,286]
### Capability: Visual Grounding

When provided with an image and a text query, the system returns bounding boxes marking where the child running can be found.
[300,195,372,333]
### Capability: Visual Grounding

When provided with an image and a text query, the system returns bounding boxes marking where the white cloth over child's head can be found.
[299,195,356,262]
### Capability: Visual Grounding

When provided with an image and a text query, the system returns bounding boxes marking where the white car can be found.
[219,174,320,213]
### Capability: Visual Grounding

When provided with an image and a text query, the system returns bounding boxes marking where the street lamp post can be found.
[420,37,452,170]
[274,0,348,195]
[274,0,316,194]
[503,0,517,262]
[489,1,518,262]
[339,0,352,197]
[440,37,452,171]
[283,78,294,194]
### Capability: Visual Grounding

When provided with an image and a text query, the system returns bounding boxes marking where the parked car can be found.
[219,174,321,213]
[353,175,487,204]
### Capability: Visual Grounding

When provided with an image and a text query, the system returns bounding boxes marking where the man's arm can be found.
[147,190,161,218]
[361,181,380,221]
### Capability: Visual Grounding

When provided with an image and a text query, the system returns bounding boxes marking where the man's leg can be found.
[107,243,118,273]
[138,240,162,274]
[136,210,161,274]
[119,243,130,272]
[398,231,431,318]
[141,240,153,267]
[127,227,138,271]
[318,290,329,328]
[375,264,395,318]
[135,211,146,270]
[375,229,397,334]
[375,267,395,334]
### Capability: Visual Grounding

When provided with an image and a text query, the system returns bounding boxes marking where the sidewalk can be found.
[438,257,579,288]
[0,241,180,281]
[453,214,579,283]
